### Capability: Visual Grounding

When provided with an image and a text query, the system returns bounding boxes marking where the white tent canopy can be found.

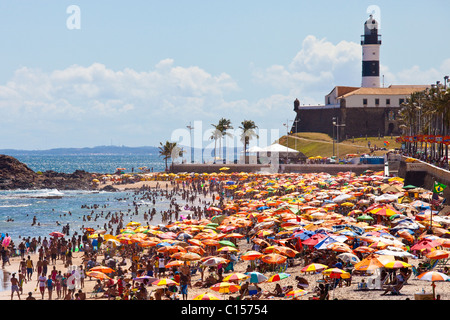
[257,143,299,153]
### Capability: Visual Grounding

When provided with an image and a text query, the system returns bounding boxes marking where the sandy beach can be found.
[1,172,449,303]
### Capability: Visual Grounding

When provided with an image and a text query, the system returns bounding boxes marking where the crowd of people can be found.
[1,169,449,301]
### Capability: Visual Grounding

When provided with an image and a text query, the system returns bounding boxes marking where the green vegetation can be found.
[278,132,402,158]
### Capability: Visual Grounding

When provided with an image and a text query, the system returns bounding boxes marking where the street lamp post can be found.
[187,122,194,163]
[332,117,346,161]
[283,120,292,165]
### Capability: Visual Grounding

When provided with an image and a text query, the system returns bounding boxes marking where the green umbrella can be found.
[402,185,417,190]
[218,240,236,247]
[357,215,374,221]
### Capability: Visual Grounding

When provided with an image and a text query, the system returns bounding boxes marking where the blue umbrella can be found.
[257,206,270,211]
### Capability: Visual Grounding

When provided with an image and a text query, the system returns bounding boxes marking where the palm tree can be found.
[158,141,182,172]
[239,120,258,164]
[210,126,222,163]
[212,118,233,163]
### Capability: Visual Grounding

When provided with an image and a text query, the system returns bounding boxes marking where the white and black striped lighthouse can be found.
[361,15,381,88]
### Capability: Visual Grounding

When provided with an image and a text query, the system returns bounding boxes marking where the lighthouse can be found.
[361,15,381,88]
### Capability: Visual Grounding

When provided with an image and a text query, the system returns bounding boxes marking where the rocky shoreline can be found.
[0,154,101,191]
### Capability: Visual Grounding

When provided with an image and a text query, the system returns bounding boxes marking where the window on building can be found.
[386,99,390,105]
[363,98,368,106]
[375,98,380,105]
[399,98,405,105]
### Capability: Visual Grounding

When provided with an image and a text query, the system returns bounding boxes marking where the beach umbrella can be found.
[223,273,249,282]
[417,271,449,282]
[417,271,450,299]
[383,261,411,269]
[202,257,229,266]
[357,215,374,221]
[426,250,450,260]
[86,271,111,281]
[127,221,141,227]
[165,260,185,268]
[322,268,351,279]
[185,246,206,255]
[89,266,115,274]
[267,273,291,283]
[261,253,287,265]
[301,263,328,273]
[411,239,441,252]
[193,292,222,300]
[179,252,202,261]
[218,240,236,247]
[285,289,308,299]
[49,231,65,238]
[336,253,360,264]
[241,251,264,261]
[217,246,239,253]
[353,246,375,254]
[353,256,384,271]
[245,272,268,283]
[133,275,157,285]
[187,239,205,247]
[273,246,299,258]
[152,278,179,286]
[210,282,240,293]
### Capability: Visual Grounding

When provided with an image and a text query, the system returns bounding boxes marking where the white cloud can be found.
[252,35,361,104]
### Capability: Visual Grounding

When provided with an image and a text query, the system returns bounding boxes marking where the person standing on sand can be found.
[10,273,21,300]
[36,272,47,300]
[26,255,34,281]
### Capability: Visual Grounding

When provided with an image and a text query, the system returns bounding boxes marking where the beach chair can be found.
[427,260,438,271]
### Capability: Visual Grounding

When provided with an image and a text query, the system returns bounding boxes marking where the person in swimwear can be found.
[11,273,21,300]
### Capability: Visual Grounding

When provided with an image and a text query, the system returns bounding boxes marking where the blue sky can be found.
[0,0,449,150]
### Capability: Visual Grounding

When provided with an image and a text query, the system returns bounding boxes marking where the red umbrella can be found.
[302,234,327,246]
[411,239,441,252]
[49,232,65,238]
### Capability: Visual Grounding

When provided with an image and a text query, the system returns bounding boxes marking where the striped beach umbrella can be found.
[193,292,222,300]
[152,278,179,286]
[383,261,411,269]
[210,282,240,293]
[301,263,328,273]
[267,273,291,283]
[285,289,308,299]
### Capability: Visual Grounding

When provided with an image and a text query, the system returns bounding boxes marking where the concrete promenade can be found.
[172,163,384,175]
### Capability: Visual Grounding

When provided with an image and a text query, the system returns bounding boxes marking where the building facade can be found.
[292,15,428,140]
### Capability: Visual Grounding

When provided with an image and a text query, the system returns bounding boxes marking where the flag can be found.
[433,181,447,194]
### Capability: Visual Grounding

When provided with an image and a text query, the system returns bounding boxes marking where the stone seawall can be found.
[172,163,384,175]
[397,156,450,201]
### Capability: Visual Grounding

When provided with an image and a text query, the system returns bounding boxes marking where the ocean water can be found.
[0,189,172,244]
[12,154,166,174]
[0,154,188,244]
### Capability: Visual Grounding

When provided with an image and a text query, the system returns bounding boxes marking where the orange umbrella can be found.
[165,260,185,268]
[425,250,450,260]
[86,271,111,280]
[186,246,206,256]
[273,246,299,258]
[353,256,384,271]
[210,282,240,293]
[241,251,264,261]
[354,246,375,254]
[223,233,245,239]
[261,253,287,265]
[89,266,115,274]
[179,252,202,261]
[187,239,205,247]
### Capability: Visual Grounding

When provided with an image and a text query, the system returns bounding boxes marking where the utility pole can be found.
[187,122,194,163]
